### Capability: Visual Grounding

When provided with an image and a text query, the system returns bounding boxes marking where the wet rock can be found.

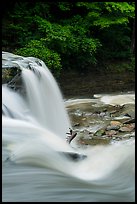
[67,96,135,147]
[110,121,122,126]
[112,136,122,141]
[124,123,135,131]
[73,123,80,127]
[78,137,111,146]
[120,104,135,118]
[123,118,135,124]
[106,125,120,131]
[119,126,133,132]
[82,117,87,121]
[106,130,117,136]
[99,112,106,117]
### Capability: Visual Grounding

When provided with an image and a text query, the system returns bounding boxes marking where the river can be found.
[2,52,135,202]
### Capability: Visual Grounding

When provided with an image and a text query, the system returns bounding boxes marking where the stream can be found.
[2,52,135,202]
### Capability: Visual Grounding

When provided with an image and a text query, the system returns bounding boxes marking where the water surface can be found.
[2,53,135,202]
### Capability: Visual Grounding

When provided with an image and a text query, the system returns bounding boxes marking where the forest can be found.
[2,2,135,75]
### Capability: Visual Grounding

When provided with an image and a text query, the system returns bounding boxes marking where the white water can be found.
[94,93,135,106]
[2,55,135,202]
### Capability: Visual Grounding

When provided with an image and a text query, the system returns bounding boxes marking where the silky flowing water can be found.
[2,53,135,202]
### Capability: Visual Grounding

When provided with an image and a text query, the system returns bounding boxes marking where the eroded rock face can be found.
[2,52,24,84]
[2,51,42,85]
[2,51,42,69]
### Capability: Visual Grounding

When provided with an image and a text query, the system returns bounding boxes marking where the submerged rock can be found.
[61,151,87,161]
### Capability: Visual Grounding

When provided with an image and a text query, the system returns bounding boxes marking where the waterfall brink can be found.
[2,55,71,138]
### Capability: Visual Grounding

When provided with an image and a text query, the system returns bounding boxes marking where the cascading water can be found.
[2,52,135,202]
[21,61,72,137]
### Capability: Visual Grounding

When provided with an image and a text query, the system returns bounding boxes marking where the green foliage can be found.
[26,14,101,70]
[15,40,62,74]
[97,25,132,61]
[2,2,135,74]
[104,2,135,17]
[58,2,71,11]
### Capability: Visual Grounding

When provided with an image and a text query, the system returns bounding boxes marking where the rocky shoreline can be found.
[66,98,135,147]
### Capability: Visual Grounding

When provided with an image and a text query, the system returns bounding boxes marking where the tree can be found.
[2,2,135,74]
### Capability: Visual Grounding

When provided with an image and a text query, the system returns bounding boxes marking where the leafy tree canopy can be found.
[2,2,135,74]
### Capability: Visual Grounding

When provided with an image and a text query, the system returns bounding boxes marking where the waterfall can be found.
[2,53,135,202]
[2,55,71,138]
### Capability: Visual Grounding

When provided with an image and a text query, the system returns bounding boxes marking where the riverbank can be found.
[58,69,135,99]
